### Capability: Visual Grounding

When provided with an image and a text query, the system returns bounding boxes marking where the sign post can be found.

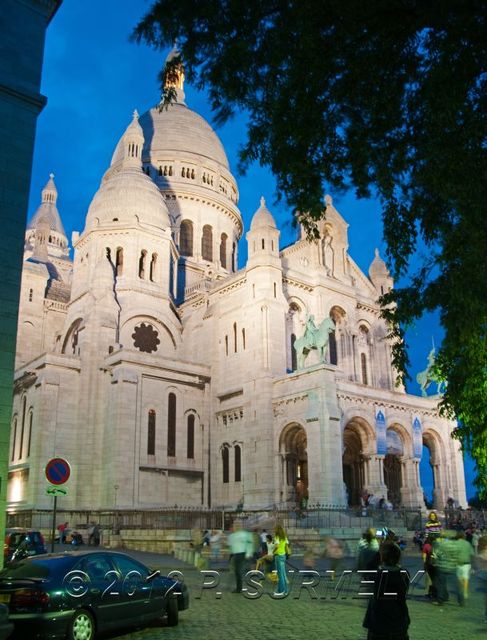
[45,458,71,552]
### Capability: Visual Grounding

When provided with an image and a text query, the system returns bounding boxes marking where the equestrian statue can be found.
[416,347,447,396]
[294,314,336,370]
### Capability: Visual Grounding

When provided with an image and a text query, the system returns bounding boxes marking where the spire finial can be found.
[162,44,185,103]
[49,172,54,179]
[260,196,266,207]
[325,194,333,206]
[133,109,139,120]
[375,248,380,257]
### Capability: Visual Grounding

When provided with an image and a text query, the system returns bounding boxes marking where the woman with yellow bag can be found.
[273,524,290,596]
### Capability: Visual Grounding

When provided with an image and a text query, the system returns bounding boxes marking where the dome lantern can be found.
[121,110,144,168]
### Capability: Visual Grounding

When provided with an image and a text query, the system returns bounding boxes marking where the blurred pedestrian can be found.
[474,535,487,622]
[357,529,380,571]
[422,534,437,599]
[455,531,474,604]
[363,541,410,640]
[324,536,344,575]
[210,530,222,562]
[273,524,290,596]
[432,533,460,605]
[57,522,69,544]
[228,521,254,593]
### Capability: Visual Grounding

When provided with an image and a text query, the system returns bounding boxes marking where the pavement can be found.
[56,544,486,640]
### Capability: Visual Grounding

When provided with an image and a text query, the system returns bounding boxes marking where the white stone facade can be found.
[8,76,467,513]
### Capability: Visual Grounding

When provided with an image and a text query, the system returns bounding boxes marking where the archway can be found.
[280,424,308,507]
[342,425,364,506]
[383,429,404,507]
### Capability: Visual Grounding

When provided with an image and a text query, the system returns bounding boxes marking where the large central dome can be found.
[139,103,229,170]
[110,102,230,172]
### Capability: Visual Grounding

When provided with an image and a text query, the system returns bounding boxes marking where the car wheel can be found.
[166,595,179,626]
[68,609,95,640]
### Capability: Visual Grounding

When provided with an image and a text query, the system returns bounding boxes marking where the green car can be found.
[0,550,189,639]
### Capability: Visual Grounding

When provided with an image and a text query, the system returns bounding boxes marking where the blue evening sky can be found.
[28,1,475,500]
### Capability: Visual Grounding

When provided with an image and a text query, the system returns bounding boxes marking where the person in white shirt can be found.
[228,521,254,593]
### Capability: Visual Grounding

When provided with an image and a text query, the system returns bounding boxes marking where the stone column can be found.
[400,458,423,508]
[366,455,387,497]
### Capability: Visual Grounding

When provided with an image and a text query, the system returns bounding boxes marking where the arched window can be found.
[19,396,26,460]
[139,250,147,279]
[150,253,157,282]
[187,414,195,459]
[242,328,246,350]
[233,322,237,353]
[235,445,241,482]
[222,447,229,483]
[180,220,193,257]
[273,282,277,298]
[329,332,338,365]
[225,335,228,356]
[11,418,17,462]
[147,410,156,455]
[261,238,265,249]
[167,393,176,457]
[115,247,123,276]
[220,233,227,268]
[202,225,213,261]
[232,243,236,271]
[169,256,175,298]
[27,411,33,458]
[291,333,297,371]
[361,353,368,385]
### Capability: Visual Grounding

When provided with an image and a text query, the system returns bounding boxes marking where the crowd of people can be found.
[193,509,486,637]
[414,511,485,613]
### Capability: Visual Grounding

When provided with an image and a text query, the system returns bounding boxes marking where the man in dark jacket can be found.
[363,541,410,640]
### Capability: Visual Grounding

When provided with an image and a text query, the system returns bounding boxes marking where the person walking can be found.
[432,533,460,605]
[422,535,437,599]
[363,541,410,640]
[357,529,380,571]
[455,531,474,605]
[228,521,253,593]
[273,524,290,596]
[474,535,487,622]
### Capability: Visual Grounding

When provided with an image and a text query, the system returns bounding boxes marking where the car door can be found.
[73,554,120,632]
[111,554,160,625]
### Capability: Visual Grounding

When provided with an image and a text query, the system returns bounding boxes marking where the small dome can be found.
[250,197,276,230]
[86,112,170,230]
[368,248,389,280]
[27,173,66,236]
[86,167,170,230]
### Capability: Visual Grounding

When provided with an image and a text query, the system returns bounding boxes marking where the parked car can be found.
[4,528,46,564]
[0,604,13,640]
[0,550,189,639]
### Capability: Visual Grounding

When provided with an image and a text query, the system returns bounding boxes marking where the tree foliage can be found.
[133,1,487,494]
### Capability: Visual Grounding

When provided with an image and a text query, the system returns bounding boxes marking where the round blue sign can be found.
[45,458,71,486]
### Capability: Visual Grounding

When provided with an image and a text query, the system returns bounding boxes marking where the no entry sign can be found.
[45,457,71,486]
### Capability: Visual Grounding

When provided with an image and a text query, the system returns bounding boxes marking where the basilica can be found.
[7,59,467,513]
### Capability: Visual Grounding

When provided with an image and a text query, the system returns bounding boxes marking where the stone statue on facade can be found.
[416,347,447,396]
[294,314,336,369]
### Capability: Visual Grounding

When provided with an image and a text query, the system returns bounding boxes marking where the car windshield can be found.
[0,556,72,580]
[8,533,26,547]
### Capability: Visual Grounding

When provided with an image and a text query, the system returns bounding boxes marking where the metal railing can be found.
[7,505,425,533]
